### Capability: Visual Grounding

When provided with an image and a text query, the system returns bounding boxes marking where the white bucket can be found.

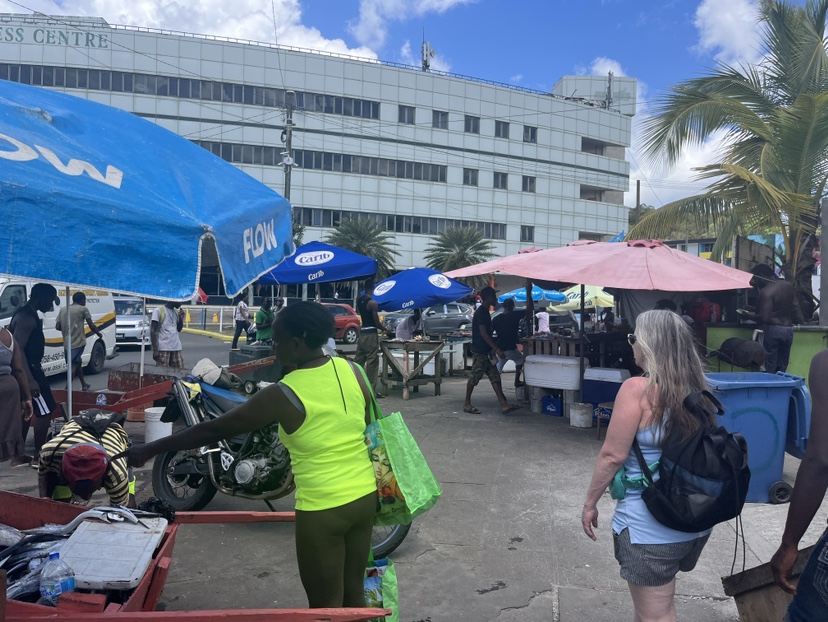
[144,407,172,443]
[570,403,593,429]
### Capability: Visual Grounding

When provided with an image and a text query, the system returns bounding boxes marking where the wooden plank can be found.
[721,545,814,595]
[173,511,296,524]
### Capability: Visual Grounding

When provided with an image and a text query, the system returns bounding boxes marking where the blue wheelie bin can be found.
[705,372,806,504]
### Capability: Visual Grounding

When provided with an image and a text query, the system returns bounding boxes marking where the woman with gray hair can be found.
[581,310,713,622]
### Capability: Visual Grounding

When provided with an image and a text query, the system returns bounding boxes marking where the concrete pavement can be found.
[3,370,827,621]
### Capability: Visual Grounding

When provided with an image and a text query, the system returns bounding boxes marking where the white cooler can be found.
[523,355,586,390]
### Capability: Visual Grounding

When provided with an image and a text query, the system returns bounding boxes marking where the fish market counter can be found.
[380,339,445,400]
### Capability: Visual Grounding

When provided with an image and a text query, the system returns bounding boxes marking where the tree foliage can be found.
[424,227,496,289]
[322,217,400,279]
[633,0,828,315]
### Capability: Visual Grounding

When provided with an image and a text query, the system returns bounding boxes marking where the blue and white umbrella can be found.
[0,80,294,300]
[373,267,473,311]
[258,241,377,285]
[498,285,565,303]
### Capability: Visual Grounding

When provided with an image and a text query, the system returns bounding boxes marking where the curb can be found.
[183,327,234,342]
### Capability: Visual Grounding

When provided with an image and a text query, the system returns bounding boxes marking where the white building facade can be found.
[0,13,636,274]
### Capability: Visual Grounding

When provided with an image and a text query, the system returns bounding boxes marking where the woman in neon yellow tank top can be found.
[128,302,376,608]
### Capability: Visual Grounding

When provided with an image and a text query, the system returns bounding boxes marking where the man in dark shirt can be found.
[464,287,520,415]
[492,298,525,388]
[10,283,59,460]
[354,278,385,398]
[740,264,796,373]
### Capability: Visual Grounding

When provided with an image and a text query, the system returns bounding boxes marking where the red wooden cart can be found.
[0,491,390,621]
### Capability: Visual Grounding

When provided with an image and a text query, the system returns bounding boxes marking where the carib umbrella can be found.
[0,80,294,414]
[258,241,377,285]
[0,79,294,300]
[498,285,565,304]
[548,285,614,311]
[373,267,473,311]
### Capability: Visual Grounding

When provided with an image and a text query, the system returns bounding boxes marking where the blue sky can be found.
[1,0,799,208]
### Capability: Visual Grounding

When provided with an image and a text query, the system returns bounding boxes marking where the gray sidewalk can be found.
[3,373,827,621]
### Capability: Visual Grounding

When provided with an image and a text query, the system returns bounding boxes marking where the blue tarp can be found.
[258,241,377,285]
[373,267,472,311]
[0,80,294,300]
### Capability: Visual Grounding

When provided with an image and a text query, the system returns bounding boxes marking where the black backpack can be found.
[632,390,750,533]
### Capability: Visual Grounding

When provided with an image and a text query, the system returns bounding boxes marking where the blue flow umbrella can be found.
[373,267,473,311]
[258,241,377,284]
[0,80,294,300]
[498,285,565,303]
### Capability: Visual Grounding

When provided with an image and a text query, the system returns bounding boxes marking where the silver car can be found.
[114,297,150,346]
[422,303,474,337]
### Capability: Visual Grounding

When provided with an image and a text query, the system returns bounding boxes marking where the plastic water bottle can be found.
[96,392,107,406]
[39,552,75,606]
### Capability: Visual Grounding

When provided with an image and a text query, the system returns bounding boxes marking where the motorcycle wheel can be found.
[372,522,411,558]
[152,450,218,511]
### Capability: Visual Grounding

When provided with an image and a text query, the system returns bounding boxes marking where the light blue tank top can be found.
[612,422,712,544]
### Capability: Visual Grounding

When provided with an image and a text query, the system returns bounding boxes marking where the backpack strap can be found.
[631,438,656,486]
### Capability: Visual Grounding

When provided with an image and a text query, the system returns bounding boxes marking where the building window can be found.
[398,105,415,124]
[463,168,478,186]
[433,110,448,129]
[464,115,480,134]
[523,125,537,143]
[495,120,509,138]
[522,175,536,193]
[520,226,535,243]
[493,172,508,190]
[580,185,604,201]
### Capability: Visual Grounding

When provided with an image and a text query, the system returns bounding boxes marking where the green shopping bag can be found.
[359,368,442,526]
[364,557,399,622]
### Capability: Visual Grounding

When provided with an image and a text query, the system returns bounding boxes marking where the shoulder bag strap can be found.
[631,437,656,485]
[348,360,381,426]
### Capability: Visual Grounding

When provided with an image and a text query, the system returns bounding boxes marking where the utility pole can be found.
[635,179,641,229]
[281,90,295,201]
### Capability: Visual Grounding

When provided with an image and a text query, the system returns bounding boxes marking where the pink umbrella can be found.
[446,240,753,291]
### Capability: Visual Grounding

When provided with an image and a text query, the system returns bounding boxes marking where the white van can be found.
[0,277,117,376]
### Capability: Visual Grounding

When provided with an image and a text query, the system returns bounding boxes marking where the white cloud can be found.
[509,73,522,84]
[589,57,626,78]
[0,0,378,59]
[693,0,763,66]
[348,0,475,50]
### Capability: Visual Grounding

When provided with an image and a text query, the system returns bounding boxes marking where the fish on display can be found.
[0,523,24,547]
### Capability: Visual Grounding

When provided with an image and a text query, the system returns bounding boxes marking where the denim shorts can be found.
[613,528,710,586]
[785,528,828,622]
[496,349,524,372]
[66,346,84,364]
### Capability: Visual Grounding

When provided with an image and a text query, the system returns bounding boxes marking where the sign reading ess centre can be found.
[1,26,109,48]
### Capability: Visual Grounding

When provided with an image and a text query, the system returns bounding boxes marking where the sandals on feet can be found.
[463,406,481,414]
[501,404,522,414]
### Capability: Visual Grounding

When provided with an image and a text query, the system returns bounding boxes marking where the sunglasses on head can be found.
[627,334,636,346]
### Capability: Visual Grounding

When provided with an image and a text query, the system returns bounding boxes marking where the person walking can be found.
[150,302,185,369]
[770,348,828,621]
[463,286,519,415]
[354,278,384,398]
[231,293,251,350]
[127,302,376,608]
[55,292,103,391]
[0,326,33,467]
[581,310,713,622]
[492,298,525,387]
[9,282,59,458]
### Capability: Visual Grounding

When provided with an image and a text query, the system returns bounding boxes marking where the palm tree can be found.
[323,217,400,278]
[634,0,828,316]
[424,226,496,288]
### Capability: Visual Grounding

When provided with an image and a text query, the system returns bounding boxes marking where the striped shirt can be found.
[38,420,130,505]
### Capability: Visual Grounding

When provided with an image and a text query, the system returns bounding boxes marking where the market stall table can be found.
[380,339,445,400]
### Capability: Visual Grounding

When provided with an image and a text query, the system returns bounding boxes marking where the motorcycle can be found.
[152,377,410,558]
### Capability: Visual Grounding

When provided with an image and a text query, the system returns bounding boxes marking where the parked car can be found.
[422,303,473,337]
[114,296,150,347]
[322,303,361,344]
[380,309,414,336]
